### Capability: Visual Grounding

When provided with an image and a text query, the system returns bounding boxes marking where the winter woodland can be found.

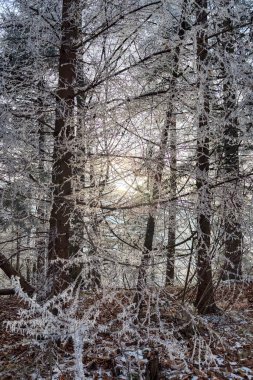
[0,0,253,379]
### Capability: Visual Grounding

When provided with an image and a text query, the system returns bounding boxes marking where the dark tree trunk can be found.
[221,1,242,280]
[26,259,31,284]
[134,125,168,311]
[136,213,155,293]
[166,113,177,284]
[145,351,160,380]
[135,129,169,298]
[166,0,189,285]
[0,288,16,296]
[16,229,20,272]
[194,0,217,314]
[36,81,47,292]
[47,0,79,295]
[86,159,101,289]
[0,252,34,295]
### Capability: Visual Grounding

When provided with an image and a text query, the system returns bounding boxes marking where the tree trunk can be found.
[136,124,169,296]
[0,289,16,296]
[36,80,47,292]
[166,0,188,284]
[16,229,20,272]
[0,252,34,295]
[221,1,242,280]
[26,259,31,284]
[47,0,79,296]
[194,0,217,314]
[145,350,160,380]
[87,158,102,289]
[165,99,177,285]
[166,0,189,283]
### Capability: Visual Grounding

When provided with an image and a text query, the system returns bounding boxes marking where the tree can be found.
[221,0,243,280]
[0,0,252,312]
[134,0,191,304]
[165,0,189,285]
[0,0,56,294]
[194,0,217,314]
[47,0,79,296]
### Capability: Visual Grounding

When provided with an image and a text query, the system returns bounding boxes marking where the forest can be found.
[0,0,253,379]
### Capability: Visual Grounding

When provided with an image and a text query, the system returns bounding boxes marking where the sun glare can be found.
[115,179,132,192]
[114,176,146,194]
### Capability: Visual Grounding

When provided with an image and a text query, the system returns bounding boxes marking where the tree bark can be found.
[16,229,20,272]
[47,0,79,295]
[194,0,217,314]
[0,288,15,296]
[35,80,47,292]
[0,252,34,295]
[165,0,189,282]
[166,112,177,284]
[145,350,160,380]
[221,1,242,280]
[135,126,169,298]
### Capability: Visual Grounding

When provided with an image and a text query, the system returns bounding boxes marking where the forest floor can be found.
[0,283,253,380]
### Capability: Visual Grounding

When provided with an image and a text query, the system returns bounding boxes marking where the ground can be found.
[0,283,253,379]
